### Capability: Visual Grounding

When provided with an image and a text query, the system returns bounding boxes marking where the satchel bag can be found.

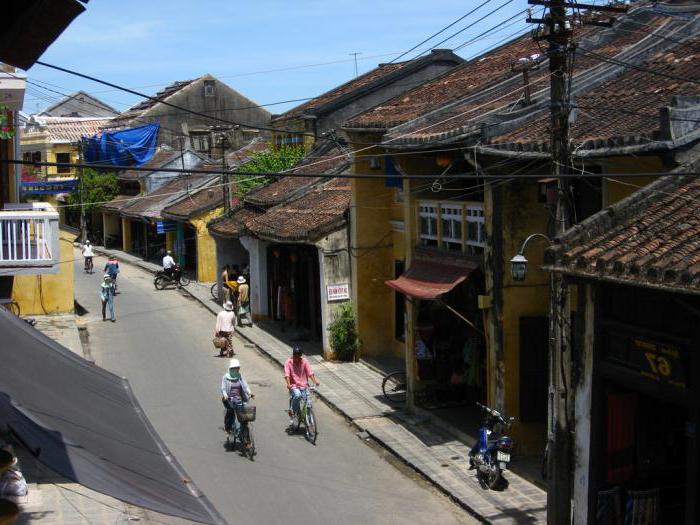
[212,336,228,349]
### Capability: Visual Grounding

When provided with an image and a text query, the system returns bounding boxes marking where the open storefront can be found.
[387,252,486,418]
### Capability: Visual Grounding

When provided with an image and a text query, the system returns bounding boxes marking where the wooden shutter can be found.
[519,316,549,423]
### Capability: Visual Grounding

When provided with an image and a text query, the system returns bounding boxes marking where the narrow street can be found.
[73,252,475,525]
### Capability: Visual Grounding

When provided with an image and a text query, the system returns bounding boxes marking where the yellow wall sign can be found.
[633,338,686,389]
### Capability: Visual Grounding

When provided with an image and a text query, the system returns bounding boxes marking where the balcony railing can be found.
[0,202,60,274]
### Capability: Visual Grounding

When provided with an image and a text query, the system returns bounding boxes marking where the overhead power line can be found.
[390,0,497,63]
[3,158,696,181]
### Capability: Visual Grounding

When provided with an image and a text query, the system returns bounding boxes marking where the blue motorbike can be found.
[468,402,515,489]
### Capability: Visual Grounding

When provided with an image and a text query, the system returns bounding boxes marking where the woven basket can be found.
[236,405,256,423]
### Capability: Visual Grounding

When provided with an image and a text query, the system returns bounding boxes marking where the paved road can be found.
[73,253,476,525]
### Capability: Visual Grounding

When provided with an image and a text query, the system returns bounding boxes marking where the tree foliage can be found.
[68,168,120,214]
[233,144,305,197]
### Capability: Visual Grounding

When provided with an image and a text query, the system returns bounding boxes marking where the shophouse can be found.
[343,1,698,457]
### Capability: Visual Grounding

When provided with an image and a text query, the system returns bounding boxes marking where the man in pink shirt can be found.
[284,346,320,423]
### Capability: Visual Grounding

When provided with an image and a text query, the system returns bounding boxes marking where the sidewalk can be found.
[93,247,547,524]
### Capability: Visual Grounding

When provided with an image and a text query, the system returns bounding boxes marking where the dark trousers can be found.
[223,400,243,433]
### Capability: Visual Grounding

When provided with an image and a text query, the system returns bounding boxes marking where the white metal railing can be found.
[0,202,59,274]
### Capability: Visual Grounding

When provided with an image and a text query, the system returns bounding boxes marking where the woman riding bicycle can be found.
[221,359,254,440]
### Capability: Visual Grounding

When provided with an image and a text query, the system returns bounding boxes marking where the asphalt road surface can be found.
[73,252,475,525]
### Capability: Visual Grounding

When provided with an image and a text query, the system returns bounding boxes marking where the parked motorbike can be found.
[468,402,514,489]
[153,264,190,289]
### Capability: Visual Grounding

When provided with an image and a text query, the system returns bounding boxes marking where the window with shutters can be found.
[419,203,438,247]
[441,204,462,251]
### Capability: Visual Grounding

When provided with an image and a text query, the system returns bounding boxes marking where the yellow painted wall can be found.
[165,231,176,252]
[12,228,76,315]
[271,120,312,152]
[121,218,132,252]
[602,156,663,206]
[484,178,551,455]
[349,139,400,358]
[46,144,79,178]
[191,206,224,282]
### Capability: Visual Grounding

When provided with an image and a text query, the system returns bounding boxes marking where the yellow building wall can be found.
[486,178,551,456]
[165,231,176,253]
[121,218,132,252]
[45,144,79,179]
[191,207,224,282]
[603,156,663,206]
[350,143,400,358]
[12,228,76,315]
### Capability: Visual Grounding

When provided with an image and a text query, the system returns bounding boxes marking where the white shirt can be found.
[215,310,235,332]
[82,245,94,257]
[162,255,175,269]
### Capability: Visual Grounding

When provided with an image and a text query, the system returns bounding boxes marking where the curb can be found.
[87,248,525,523]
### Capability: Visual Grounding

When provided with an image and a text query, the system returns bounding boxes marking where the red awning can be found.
[386,259,478,300]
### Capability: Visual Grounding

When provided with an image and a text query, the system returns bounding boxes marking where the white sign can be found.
[327,283,350,301]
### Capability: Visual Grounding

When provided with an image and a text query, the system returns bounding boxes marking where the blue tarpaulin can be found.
[85,124,159,167]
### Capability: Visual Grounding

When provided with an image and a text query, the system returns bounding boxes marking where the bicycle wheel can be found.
[382,371,407,403]
[178,274,191,287]
[154,276,166,290]
[305,407,318,445]
[210,283,219,301]
[243,423,255,460]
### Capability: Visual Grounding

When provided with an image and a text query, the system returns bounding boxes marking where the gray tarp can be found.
[0,308,226,525]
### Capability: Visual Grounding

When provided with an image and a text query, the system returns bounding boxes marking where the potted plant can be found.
[328,302,360,361]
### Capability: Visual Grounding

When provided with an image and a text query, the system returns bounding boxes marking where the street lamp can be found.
[510,233,553,281]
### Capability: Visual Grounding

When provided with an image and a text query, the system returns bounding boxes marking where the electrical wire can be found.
[389,0,497,63]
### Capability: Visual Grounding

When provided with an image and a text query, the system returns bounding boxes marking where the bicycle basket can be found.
[212,336,227,349]
[236,405,256,423]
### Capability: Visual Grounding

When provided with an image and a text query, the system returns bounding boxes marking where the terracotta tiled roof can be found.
[162,183,223,219]
[245,139,350,207]
[245,177,351,242]
[101,195,136,213]
[379,10,668,143]
[549,172,700,294]
[118,148,182,180]
[273,63,406,122]
[208,206,262,238]
[345,33,542,130]
[120,174,214,220]
[225,138,269,168]
[22,117,111,143]
[113,80,194,125]
[487,35,700,152]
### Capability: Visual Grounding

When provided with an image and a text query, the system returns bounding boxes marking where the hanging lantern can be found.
[435,154,452,168]
[510,254,528,281]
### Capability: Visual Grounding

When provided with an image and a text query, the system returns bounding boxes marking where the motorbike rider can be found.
[162,250,176,279]
[221,358,253,438]
[284,346,319,427]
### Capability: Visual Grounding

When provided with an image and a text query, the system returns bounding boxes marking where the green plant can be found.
[328,302,360,361]
[68,168,119,214]
[233,144,305,197]
[0,105,15,140]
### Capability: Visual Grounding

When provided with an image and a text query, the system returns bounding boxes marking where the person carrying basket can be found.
[220,359,256,456]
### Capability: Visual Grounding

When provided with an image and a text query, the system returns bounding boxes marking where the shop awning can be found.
[0,308,226,525]
[386,258,478,300]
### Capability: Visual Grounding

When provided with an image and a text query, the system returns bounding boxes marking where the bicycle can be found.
[382,370,407,403]
[226,404,256,461]
[84,257,94,274]
[289,386,318,444]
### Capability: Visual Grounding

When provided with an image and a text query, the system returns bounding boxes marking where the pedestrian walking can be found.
[215,301,236,357]
[100,274,116,322]
[236,276,251,327]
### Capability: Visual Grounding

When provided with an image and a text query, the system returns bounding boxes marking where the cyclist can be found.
[81,240,94,273]
[220,358,253,440]
[284,346,320,427]
[104,256,119,291]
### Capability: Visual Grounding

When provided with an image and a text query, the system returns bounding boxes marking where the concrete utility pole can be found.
[526,2,628,522]
[219,132,230,214]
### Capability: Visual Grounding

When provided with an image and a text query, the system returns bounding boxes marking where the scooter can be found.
[153,264,190,289]
[468,402,514,489]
